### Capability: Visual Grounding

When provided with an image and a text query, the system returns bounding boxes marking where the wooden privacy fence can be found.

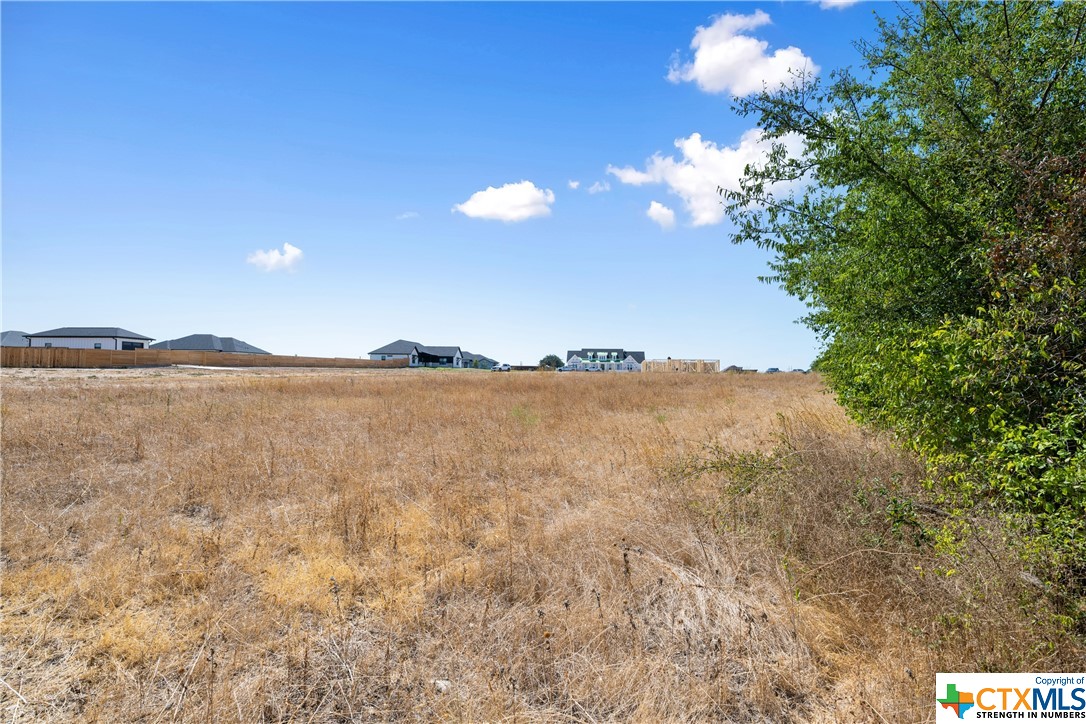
[642,359,721,374]
[1,347,410,370]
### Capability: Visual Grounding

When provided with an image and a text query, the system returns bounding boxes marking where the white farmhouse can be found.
[565,348,645,372]
[25,327,154,351]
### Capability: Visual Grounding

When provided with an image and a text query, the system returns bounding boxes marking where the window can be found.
[94,343,102,349]
[44,343,52,348]
[381,355,387,360]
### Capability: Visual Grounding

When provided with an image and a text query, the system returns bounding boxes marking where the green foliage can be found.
[538,354,564,369]
[723,2,1086,588]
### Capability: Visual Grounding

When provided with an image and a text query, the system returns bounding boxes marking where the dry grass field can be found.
[2,368,1081,722]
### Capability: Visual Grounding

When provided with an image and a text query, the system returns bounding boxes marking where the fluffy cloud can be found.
[607,167,654,186]
[586,181,611,194]
[395,211,420,220]
[607,129,804,226]
[568,180,581,189]
[453,181,555,222]
[667,11,818,97]
[646,201,676,230]
[247,242,303,272]
[818,0,861,8]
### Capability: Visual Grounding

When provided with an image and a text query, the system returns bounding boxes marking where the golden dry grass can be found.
[1,368,1080,722]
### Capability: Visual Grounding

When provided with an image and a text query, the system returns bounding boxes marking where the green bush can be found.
[723,1,1086,591]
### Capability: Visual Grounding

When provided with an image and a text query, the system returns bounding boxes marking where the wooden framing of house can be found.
[642,359,721,374]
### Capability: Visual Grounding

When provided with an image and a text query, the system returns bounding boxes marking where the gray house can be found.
[25,327,154,351]
[151,334,271,355]
[462,351,497,370]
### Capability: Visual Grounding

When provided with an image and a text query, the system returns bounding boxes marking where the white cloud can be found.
[247,242,303,272]
[818,0,861,8]
[453,180,555,222]
[607,167,654,186]
[608,129,804,226]
[568,180,581,189]
[586,181,611,194]
[667,11,818,97]
[646,201,676,230]
[395,211,420,220]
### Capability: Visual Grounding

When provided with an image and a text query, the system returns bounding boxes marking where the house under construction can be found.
[641,359,720,374]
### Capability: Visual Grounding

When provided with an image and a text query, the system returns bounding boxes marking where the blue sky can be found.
[3,1,885,369]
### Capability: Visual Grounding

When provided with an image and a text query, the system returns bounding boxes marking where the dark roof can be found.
[416,345,461,358]
[150,334,271,354]
[566,348,645,363]
[220,337,270,354]
[369,339,422,355]
[26,327,153,340]
[462,351,497,364]
[1,330,29,347]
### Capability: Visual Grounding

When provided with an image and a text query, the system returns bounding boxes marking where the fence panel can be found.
[1,347,409,370]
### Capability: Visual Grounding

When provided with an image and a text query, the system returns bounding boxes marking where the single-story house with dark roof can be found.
[25,327,154,351]
[150,334,271,355]
[368,339,423,362]
[368,339,480,368]
[1,330,29,347]
[413,345,463,368]
[565,348,646,372]
[461,351,497,369]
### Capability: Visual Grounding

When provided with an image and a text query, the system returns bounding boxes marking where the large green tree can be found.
[724,1,1086,584]
[539,354,564,369]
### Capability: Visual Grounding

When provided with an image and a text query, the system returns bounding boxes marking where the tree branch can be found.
[1036,9,1086,117]
[841,86,966,249]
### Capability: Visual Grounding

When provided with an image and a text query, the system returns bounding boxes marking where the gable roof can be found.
[26,327,153,340]
[150,334,271,354]
[1,330,29,347]
[566,348,645,363]
[220,337,270,354]
[369,339,423,355]
[462,351,497,364]
[416,345,461,358]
